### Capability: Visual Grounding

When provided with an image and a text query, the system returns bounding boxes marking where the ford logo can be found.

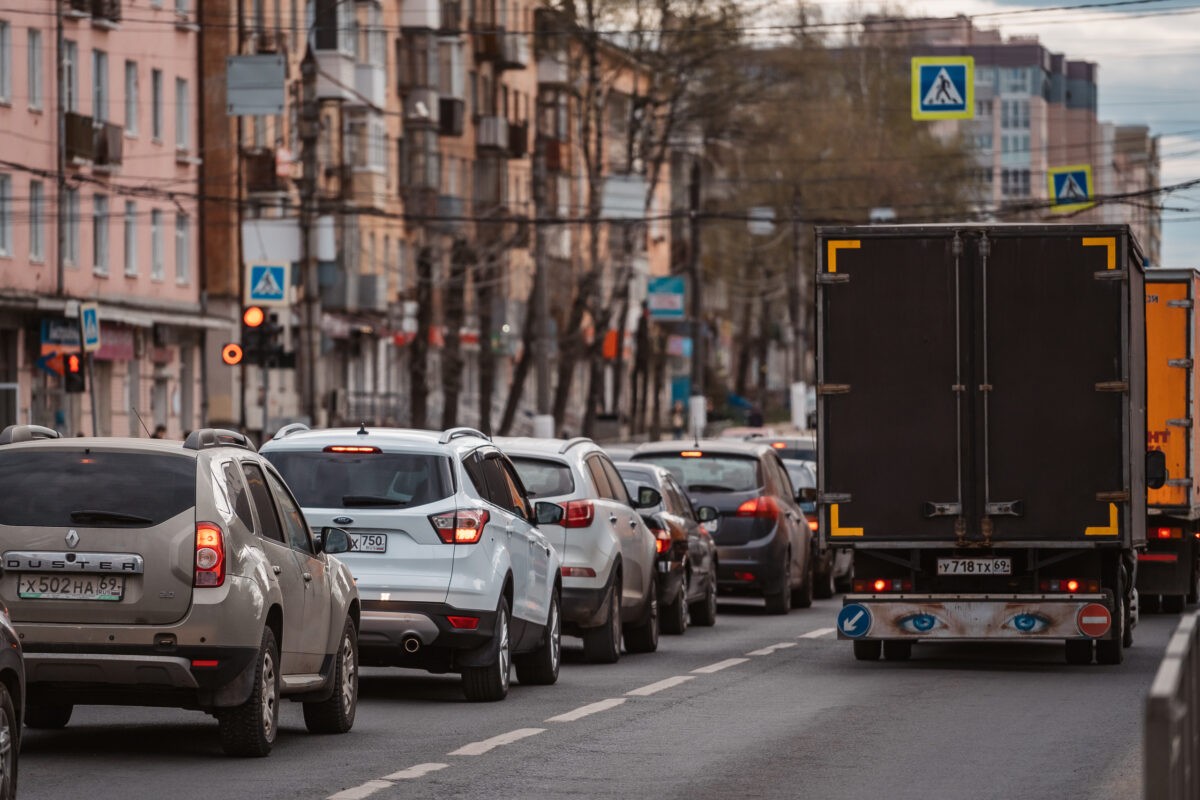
[333,516,353,525]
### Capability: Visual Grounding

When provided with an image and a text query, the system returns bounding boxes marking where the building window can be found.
[29,180,43,261]
[0,22,10,104]
[64,186,79,265]
[92,50,108,122]
[151,69,163,140]
[124,201,137,276]
[175,78,189,150]
[150,209,164,280]
[63,40,77,112]
[27,29,42,110]
[124,61,138,135]
[0,174,9,256]
[93,194,110,274]
[175,213,189,284]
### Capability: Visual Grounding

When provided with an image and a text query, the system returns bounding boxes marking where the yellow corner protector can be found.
[1082,237,1116,270]
[829,504,863,537]
[827,240,861,273]
[1084,502,1119,536]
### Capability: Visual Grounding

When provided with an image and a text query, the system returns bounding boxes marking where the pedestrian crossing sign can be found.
[911,56,974,120]
[1047,165,1095,213]
[245,262,290,307]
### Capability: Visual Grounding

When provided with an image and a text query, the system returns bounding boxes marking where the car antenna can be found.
[357,422,368,436]
[131,406,153,438]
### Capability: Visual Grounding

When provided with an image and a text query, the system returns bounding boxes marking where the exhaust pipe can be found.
[402,635,421,654]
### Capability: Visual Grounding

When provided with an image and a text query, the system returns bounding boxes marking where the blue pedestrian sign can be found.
[245,262,290,307]
[837,603,872,639]
[647,276,686,320]
[1047,165,1095,214]
[79,303,101,353]
[911,56,974,121]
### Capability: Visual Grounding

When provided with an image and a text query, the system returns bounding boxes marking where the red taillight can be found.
[807,518,818,532]
[734,571,756,582]
[1039,578,1100,592]
[324,445,382,454]
[191,659,220,669]
[651,528,671,554]
[1156,527,1182,540]
[194,522,226,588]
[873,579,887,592]
[736,496,780,520]
[447,615,480,630]
[429,509,490,544]
[854,578,912,592]
[561,566,597,578]
[561,500,595,529]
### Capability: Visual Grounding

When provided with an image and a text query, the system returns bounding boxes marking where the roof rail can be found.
[557,436,595,454]
[272,422,311,440]
[438,427,491,445]
[0,425,61,445]
[183,428,257,453]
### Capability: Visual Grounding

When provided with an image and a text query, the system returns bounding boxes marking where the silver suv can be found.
[0,426,360,757]
[261,425,564,702]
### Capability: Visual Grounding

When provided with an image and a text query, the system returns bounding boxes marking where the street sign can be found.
[35,353,64,378]
[837,603,872,638]
[226,54,286,116]
[245,262,290,307]
[1076,603,1112,638]
[1047,165,1095,213]
[911,56,974,120]
[79,303,101,352]
[647,276,686,320]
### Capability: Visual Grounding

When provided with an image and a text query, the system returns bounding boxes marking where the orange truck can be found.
[1142,269,1200,612]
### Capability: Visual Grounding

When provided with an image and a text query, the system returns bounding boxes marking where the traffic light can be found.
[242,305,267,364]
[64,352,85,393]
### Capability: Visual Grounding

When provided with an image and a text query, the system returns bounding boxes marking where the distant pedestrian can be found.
[671,401,685,438]
[151,424,167,439]
[748,407,764,427]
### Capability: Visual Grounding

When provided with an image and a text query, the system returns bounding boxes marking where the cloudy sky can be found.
[805,0,1200,265]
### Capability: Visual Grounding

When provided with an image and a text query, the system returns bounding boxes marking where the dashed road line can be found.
[546,697,627,722]
[692,657,749,674]
[747,642,798,656]
[449,727,546,756]
[328,780,394,800]
[800,627,837,639]
[627,675,695,696]
[382,763,450,780]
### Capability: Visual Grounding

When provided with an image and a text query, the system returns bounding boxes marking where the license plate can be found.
[937,558,1012,576]
[349,533,387,553]
[18,573,125,601]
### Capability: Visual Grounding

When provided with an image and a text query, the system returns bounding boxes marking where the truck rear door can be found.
[1145,271,1197,513]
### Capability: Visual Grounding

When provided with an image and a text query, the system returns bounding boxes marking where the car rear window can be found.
[510,457,575,498]
[632,453,762,493]
[263,450,454,508]
[0,450,197,527]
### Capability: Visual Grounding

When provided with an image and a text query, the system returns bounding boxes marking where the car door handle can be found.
[629,518,638,528]
[272,565,282,575]
[303,572,313,582]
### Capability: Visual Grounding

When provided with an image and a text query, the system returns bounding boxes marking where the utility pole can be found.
[532,134,554,436]
[688,160,704,401]
[791,187,805,384]
[299,47,320,425]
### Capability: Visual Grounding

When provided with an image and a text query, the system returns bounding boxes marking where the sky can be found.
[803,0,1200,265]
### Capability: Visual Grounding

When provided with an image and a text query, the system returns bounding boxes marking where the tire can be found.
[835,560,855,594]
[514,592,561,686]
[690,568,718,627]
[24,703,72,730]
[853,640,881,661]
[792,557,814,609]
[218,627,280,757]
[624,577,660,654]
[813,559,836,600]
[1163,594,1185,614]
[582,579,623,664]
[0,683,17,800]
[882,640,912,661]
[1065,639,1094,665]
[661,572,689,635]
[764,553,793,615]
[462,598,512,702]
[1143,593,1162,614]
[303,616,358,734]
[1096,573,1126,665]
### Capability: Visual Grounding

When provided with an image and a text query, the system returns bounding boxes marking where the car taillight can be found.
[736,496,780,520]
[650,527,671,554]
[854,578,912,592]
[194,522,226,588]
[1040,578,1100,593]
[561,566,597,578]
[429,509,490,544]
[807,518,818,532]
[1155,527,1182,540]
[447,615,480,630]
[561,500,595,529]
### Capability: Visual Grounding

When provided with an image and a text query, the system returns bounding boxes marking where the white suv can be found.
[496,437,659,663]
[261,425,563,702]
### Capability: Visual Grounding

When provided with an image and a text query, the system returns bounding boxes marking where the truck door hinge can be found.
[818,383,850,395]
[1094,270,1128,281]
[1096,490,1130,502]
[923,502,961,518]
[1166,478,1193,487]
[980,518,994,546]
[817,273,850,285]
[1095,381,1128,393]
[986,501,1024,517]
[1168,299,1194,308]
[1168,418,1193,428]
[1168,359,1194,369]
[819,493,852,504]
[978,234,990,257]
[952,236,964,257]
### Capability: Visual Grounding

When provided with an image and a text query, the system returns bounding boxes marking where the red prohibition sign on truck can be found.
[1076,603,1112,638]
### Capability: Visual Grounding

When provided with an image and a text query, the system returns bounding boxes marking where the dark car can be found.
[630,440,813,614]
[0,607,21,799]
[616,462,720,633]
[783,459,853,598]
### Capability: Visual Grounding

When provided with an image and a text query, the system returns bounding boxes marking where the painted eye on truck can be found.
[897,612,943,634]
[1005,612,1052,634]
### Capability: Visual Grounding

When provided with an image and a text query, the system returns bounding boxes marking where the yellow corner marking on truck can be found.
[829,504,863,537]
[1084,502,1119,536]
[827,240,861,273]
[1082,237,1116,270]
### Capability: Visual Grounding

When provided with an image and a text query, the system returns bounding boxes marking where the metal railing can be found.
[1146,612,1200,799]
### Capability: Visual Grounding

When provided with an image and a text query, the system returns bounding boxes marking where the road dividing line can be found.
[328,780,394,800]
[692,658,749,674]
[382,763,449,780]
[449,727,546,756]
[800,627,837,639]
[627,676,695,696]
[546,698,626,722]
[747,642,798,656]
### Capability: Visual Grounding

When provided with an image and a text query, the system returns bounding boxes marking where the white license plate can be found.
[937,558,1012,576]
[18,573,125,601]
[349,533,387,553]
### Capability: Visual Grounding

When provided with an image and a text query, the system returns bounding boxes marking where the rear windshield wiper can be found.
[687,484,737,493]
[341,495,407,507]
[69,510,154,525]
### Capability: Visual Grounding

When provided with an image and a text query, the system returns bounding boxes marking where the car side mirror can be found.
[797,487,817,504]
[535,501,565,526]
[320,527,352,555]
[1147,450,1168,490]
[696,505,718,523]
[633,486,662,509]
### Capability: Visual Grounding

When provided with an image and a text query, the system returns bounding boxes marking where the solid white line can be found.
[692,658,749,674]
[747,642,798,656]
[448,727,546,756]
[382,763,450,780]
[328,781,394,800]
[626,675,695,696]
[545,697,626,722]
[800,627,837,639]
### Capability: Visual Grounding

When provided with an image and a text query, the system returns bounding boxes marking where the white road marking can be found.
[747,642,798,656]
[692,658,749,674]
[382,763,450,780]
[448,727,546,756]
[626,676,695,696]
[328,780,394,800]
[800,627,837,639]
[545,697,627,722]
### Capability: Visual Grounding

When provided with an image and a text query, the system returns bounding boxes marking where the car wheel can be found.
[303,616,358,734]
[882,640,912,661]
[218,626,280,757]
[661,572,689,635]
[515,592,562,686]
[624,576,660,653]
[24,703,72,730]
[813,559,836,600]
[853,640,881,661]
[1065,639,1094,665]
[463,597,512,702]
[0,683,17,800]
[583,575,623,664]
[690,568,718,627]
[764,569,792,615]
[792,556,814,609]
[835,560,855,594]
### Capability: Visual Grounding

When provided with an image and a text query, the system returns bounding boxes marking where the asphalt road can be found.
[18,597,1178,800]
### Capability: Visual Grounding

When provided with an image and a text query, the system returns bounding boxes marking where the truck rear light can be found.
[650,527,671,554]
[855,578,912,592]
[736,496,780,521]
[807,518,818,532]
[1155,527,1182,539]
[194,522,226,588]
[734,571,755,582]
[1039,578,1100,592]
[561,500,595,529]
[1139,553,1180,563]
[560,566,597,578]
[429,509,490,544]
[447,615,480,630]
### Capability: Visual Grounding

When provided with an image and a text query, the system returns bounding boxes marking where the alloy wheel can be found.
[340,630,357,710]
[261,648,278,740]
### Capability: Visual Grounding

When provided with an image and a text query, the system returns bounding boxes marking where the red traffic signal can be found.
[64,352,85,393]
[243,306,265,328]
[221,343,244,366]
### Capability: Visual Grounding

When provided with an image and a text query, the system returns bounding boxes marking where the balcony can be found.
[545,227,572,260]
[439,98,465,137]
[244,148,287,194]
[544,137,568,172]
[476,116,509,153]
[498,32,529,71]
[65,112,96,163]
[401,0,440,30]
[440,0,463,33]
[351,169,387,211]
[434,194,466,233]
[404,89,440,128]
[316,50,355,101]
[473,27,502,62]
[91,0,121,26]
[353,63,386,109]
[66,0,90,18]
[508,122,529,159]
[537,51,569,86]
[358,273,388,313]
[94,122,123,169]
